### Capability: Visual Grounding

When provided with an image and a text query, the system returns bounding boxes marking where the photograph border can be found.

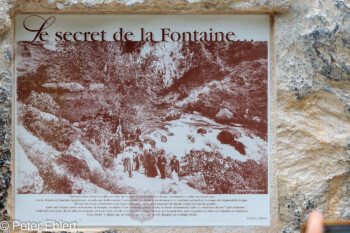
[11,11,275,231]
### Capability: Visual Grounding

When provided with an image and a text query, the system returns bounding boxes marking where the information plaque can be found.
[14,14,270,227]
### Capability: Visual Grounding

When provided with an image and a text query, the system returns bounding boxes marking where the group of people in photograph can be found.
[109,121,180,179]
[121,148,180,179]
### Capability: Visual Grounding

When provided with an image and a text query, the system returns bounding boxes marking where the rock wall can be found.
[0,0,349,232]
[275,0,350,231]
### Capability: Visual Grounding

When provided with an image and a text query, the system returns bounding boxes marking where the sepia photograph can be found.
[16,40,268,195]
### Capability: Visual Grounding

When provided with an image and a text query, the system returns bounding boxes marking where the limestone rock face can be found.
[274,0,350,232]
[0,0,349,232]
[277,91,350,229]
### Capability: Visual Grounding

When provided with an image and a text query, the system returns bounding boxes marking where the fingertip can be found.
[306,210,324,233]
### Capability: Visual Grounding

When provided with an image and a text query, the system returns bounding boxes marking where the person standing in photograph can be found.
[136,127,141,141]
[158,154,167,179]
[124,148,134,178]
[147,151,158,178]
[170,155,180,181]
[134,154,140,171]
[170,155,180,174]
[143,149,150,176]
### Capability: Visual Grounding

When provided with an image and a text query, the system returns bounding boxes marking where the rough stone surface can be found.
[0,0,12,225]
[275,1,350,232]
[0,0,349,232]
